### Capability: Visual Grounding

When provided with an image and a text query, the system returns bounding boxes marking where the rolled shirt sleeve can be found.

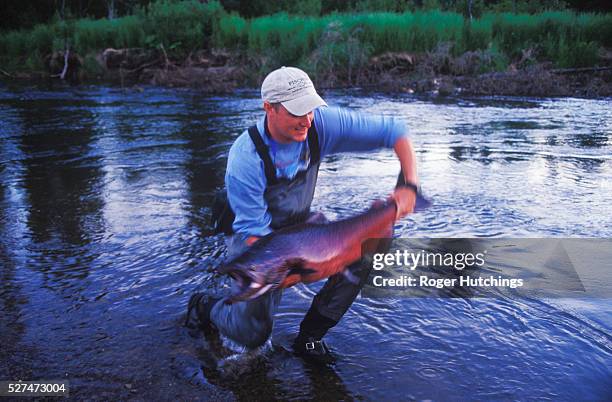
[315,106,408,157]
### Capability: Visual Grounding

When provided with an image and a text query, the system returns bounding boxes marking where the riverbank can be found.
[2,2,611,98]
[2,47,611,98]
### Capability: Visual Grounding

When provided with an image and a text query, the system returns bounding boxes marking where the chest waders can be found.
[210,122,372,349]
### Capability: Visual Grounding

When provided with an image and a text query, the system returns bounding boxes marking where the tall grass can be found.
[488,11,610,67]
[74,15,146,53]
[217,9,609,73]
[0,0,225,66]
[143,0,224,52]
[0,1,610,76]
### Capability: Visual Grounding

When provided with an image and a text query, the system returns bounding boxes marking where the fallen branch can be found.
[50,47,71,79]
[60,47,70,80]
[160,44,170,71]
[0,68,13,77]
[551,66,612,75]
[123,58,162,75]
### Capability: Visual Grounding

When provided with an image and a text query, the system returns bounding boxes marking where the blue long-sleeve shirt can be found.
[226,106,408,237]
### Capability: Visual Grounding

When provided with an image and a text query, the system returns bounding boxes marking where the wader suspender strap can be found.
[307,124,320,165]
[248,126,278,185]
[247,124,320,184]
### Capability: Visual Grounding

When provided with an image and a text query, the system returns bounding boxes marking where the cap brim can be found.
[282,93,327,116]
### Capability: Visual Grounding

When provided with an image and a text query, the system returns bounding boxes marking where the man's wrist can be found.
[400,181,418,195]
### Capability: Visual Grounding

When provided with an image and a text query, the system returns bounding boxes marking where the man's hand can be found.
[392,187,416,220]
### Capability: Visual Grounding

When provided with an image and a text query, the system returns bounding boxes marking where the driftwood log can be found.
[551,66,612,75]
[60,48,70,80]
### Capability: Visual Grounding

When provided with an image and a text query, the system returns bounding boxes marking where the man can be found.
[187,66,418,360]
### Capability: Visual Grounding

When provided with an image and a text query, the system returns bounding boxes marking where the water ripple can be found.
[1,86,610,400]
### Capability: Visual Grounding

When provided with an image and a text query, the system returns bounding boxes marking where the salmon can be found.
[218,199,399,304]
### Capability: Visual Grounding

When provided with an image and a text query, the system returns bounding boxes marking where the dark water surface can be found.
[1,83,611,401]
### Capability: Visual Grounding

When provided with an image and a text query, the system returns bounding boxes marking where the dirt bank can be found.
[362,50,612,97]
[2,48,611,98]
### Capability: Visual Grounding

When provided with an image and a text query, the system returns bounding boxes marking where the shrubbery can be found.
[0,0,610,78]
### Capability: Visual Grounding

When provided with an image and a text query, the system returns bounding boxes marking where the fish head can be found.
[219,262,276,304]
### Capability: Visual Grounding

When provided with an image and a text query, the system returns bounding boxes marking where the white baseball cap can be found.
[261,66,327,116]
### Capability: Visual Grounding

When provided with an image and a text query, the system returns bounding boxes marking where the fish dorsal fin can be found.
[305,212,329,225]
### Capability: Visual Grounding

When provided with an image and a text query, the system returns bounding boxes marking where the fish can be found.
[218,198,400,304]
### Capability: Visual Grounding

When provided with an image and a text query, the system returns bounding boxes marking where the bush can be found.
[457,18,492,53]
[557,39,599,68]
[214,13,248,48]
[247,13,326,67]
[0,30,28,56]
[28,23,55,54]
[306,21,372,84]
[82,53,105,77]
[74,19,114,53]
[490,10,606,66]
[144,0,224,53]
[0,2,608,76]
[115,15,146,49]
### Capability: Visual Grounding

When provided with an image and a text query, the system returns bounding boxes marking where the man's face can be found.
[265,102,314,144]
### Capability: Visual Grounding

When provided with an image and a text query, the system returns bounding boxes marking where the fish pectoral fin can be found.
[285,258,316,277]
[288,267,317,276]
[267,259,299,288]
[267,258,312,288]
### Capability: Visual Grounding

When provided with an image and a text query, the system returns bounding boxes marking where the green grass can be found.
[0,1,610,77]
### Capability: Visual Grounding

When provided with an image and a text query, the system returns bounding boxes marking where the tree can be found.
[106,0,116,19]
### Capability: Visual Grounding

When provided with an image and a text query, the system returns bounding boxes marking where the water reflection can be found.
[181,97,233,235]
[201,353,354,401]
[0,85,611,400]
[0,236,29,379]
[0,156,30,379]
[460,96,543,109]
[16,101,105,246]
[449,145,494,164]
[491,120,543,130]
[569,132,608,148]
[12,98,106,298]
[565,155,605,174]
[545,135,558,146]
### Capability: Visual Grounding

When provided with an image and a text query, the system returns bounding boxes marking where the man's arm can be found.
[315,107,419,217]
[225,133,273,242]
[316,107,407,155]
[393,136,418,218]
[394,136,418,185]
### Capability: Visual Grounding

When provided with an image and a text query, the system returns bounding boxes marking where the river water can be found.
[0,83,610,401]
